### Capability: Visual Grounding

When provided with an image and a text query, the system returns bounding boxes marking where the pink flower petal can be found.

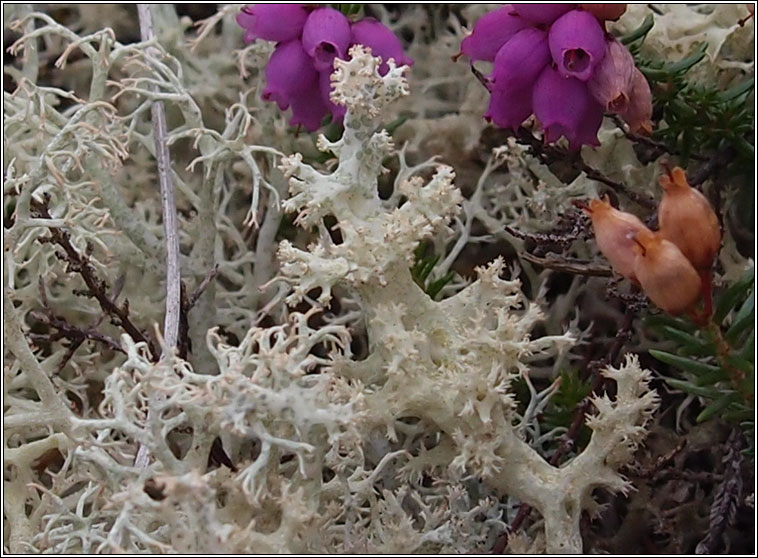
[548,10,606,81]
[302,7,351,72]
[290,77,330,131]
[236,4,309,43]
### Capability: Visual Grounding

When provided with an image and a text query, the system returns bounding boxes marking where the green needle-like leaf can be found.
[650,349,721,377]
[665,378,723,398]
[696,392,738,422]
[715,267,754,322]
[726,292,755,344]
[621,13,655,46]
[659,326,716,356]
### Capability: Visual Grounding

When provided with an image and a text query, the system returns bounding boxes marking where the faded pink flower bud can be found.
[618,68,653,134]
[588,39,636,113]
[579,4,628,22]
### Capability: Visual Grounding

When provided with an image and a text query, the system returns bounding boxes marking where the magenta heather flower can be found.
[491,28,550,93]
[485,88,533,131]
[485,28,550,129]
[533,66,604,150]
[548,10,606,81]
[290,79,330,131]
[459,5,529,63]
[236,4,309,43]
[302,7,351,71]
[460,4,649,149]
[511,4,574,25]
[262,40,317,110]
[350,18,414,74]
[237,5,413,131]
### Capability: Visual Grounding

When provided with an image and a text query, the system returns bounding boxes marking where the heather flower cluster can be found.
[237,4,413,131]
[459,4,653,149]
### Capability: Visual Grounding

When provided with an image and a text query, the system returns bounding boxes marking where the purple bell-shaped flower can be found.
[548,10,606,81]
[236,4,309,43]
[459,5,529,63]
[301,7,352,72]
[533,66,604,150]
[350,17,414,74]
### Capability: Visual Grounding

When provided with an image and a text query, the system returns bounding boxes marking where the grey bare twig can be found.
[138,3,181,353]
[135,3,181,468]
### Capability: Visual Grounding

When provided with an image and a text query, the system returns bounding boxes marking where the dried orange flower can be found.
[632,228,702,316]
[658,166,721,273]
[584,195,650,282]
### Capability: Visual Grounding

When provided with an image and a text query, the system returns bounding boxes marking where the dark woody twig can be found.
[653,468,724,485]
[610,114,707,162]
[29,309,123,354]
[31,198,159,360]
[177,264,219,359]
[689,146,737,187]
[695,429,746,554]
[635,439,687,478]
[511,127,658,212]
[32,276,127,373]
[520,252,613,278]
[504,218,588,250]
[187,264,219,311]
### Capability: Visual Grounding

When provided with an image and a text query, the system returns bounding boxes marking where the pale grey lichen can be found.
[4,8,665,555]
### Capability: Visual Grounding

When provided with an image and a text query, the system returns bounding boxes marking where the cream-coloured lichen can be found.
[264,46,659,554]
